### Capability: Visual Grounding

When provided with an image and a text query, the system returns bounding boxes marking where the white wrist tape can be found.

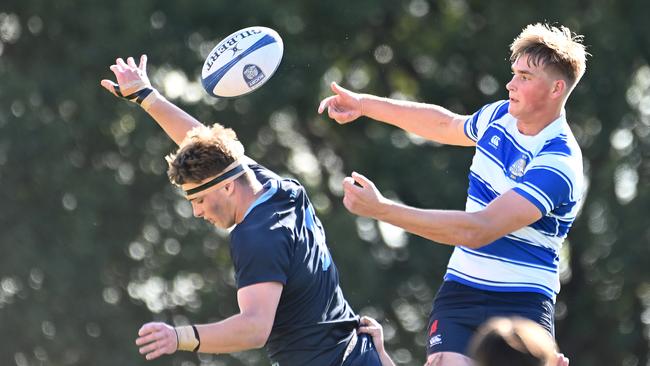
[112,82,164,111]
[140,88,164,111]
[175,325,200,352]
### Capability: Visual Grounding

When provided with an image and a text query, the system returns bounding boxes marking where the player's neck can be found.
[234,179,265,224]
[516,104,563,136]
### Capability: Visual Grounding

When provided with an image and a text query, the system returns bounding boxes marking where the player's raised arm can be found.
[100,55,202,146]
[318,82,474,146]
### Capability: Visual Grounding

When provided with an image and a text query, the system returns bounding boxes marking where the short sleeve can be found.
[464,100,510,142]
[512,155,581,216]
[231,222,292,289]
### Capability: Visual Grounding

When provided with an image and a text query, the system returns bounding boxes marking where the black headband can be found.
[184,164,245,196]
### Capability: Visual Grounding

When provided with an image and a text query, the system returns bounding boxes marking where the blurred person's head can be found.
[469,317,558,366]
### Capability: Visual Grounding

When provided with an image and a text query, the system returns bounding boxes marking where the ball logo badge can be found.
[243,64,266,88]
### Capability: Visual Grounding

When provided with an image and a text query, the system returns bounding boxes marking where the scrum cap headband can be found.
[183,161,245,197]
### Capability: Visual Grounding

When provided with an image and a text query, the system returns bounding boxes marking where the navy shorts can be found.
[342,333,382,366]
[425,281,555,356]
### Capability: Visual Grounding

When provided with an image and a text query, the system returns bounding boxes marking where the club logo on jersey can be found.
[508,156,528,181]
[243,64,266,88]
[489,135,501,149]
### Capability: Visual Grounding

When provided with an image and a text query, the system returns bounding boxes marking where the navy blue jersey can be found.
[230,159,358,366]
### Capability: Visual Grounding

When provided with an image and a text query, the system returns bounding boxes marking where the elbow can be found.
[249,336,268,349]
[460,226,495,249]
[456,212,500,249]
[247,323,272,349]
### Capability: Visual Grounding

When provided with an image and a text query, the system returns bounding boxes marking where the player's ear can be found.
[551,79,566,98]
[223,181,236,196]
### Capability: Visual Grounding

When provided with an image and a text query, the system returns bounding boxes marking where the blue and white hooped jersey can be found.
[444,100,584,301]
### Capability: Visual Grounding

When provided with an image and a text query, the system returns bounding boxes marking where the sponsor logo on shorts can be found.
[243,64,266,87]
[429,334,443,347]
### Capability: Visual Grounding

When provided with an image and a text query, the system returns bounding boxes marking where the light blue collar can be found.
[242,180,278,219]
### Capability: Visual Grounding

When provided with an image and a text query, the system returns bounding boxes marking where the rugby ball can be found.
[201,26,284,98]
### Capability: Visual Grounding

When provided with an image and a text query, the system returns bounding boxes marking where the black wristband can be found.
[114,85,153,105]
[191,325,201,352]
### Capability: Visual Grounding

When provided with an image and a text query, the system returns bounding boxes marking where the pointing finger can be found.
[318,96,334,114]
[139,54,148,72]
[330,81,343,94]
[127,56,137,68]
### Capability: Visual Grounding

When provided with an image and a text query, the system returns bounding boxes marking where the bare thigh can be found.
[424,352,473,366]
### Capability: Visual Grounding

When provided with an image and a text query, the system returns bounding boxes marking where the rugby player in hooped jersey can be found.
[319,23,587,366]
[100,56,382,366]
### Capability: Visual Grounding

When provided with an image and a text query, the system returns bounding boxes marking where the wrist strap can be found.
[114,85,162,111]
[175,325,201,352]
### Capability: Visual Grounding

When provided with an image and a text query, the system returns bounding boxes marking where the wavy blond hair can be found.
[510,23,588,91]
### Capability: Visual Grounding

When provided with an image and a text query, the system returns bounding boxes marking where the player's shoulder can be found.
[474,100,510,123]
[231,202,292,252]
[532,132,583,188]
[537,123,582,163]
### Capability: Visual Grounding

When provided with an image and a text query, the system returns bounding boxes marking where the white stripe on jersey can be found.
[446,100,584,301]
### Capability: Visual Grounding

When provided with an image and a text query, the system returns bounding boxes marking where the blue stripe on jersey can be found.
[468,195,488,207]
[459,247,556,273]
[530,216,574,238]
[541,136,571,156]
[470,237,558,269]
[476,145,505,170]
[445,271,556,297]
[529,216,560,236]
[467,172,499,204]
[490,124,534,161]
[489,101,510,124]
[464,101,509,142]
[552,201,578,217]
[522,166,573,206]
[465,104,489,141]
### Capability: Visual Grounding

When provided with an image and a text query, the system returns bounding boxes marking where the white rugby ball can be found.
[201,26,284,98]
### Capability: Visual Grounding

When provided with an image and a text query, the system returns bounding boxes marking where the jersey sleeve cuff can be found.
[464,117,478,142]
[512,187,548,216]
[237,276,287,289]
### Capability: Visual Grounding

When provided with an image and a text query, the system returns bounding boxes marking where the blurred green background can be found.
[1,1,649,365]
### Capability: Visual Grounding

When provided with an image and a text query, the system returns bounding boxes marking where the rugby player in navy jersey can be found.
[319,23,587,366]
[100,56,381,366]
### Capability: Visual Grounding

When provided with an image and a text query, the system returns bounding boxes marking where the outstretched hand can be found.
[555,353,570,366]
[135,322,178,361]
[342,172,388,219]
[317,82,363,124]
[100,55,153,100]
